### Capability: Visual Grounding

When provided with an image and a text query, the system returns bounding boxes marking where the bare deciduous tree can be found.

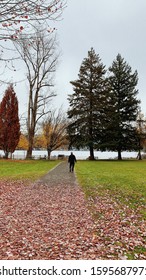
[0,0,66,85]
[43,108,68,159]
[15,30,59,158]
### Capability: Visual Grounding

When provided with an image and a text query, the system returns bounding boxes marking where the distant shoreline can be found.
[0,150,139,160]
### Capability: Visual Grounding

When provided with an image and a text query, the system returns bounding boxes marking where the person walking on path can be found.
[68,152,77,172]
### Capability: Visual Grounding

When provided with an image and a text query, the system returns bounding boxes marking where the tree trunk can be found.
[26,129,34,159]
[26,146,33,159]
[4,151,9,159]
[47,149,51,160]
[118,149,122,160]
[137,150,142,160]
[89,145,95,160]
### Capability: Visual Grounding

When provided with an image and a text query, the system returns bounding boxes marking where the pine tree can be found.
[0,84,20,158]
[102,54,140,160]
[67,48,107,159]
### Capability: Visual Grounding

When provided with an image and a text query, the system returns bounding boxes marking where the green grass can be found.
[0,159,59,180]
[75,160,146,214]
[75,160,146,259]
[126,246,146,260]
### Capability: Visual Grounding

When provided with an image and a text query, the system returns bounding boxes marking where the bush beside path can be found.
[0,162,145,259]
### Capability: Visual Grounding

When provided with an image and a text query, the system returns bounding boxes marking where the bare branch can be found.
[42,107,68,158]
[0,0,67,40]
[14,28,59,158]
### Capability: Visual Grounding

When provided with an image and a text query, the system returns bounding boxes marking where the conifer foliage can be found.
[0,84,20,158]
[68,50,140,160]
[67,48,107,160]
[102,54,140,160]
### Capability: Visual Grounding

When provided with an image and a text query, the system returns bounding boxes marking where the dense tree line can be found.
[1,48,146,160]
[1,2,144,161]
[67,48,143,160]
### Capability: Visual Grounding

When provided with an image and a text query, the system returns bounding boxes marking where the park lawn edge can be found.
[0,159,59,181]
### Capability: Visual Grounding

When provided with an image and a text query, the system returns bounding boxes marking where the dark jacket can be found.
[68,154,76,164]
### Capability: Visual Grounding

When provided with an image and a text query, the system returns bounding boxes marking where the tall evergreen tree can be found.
[101,54,140,160]
[0,84,20,158]
[67,48,107,159]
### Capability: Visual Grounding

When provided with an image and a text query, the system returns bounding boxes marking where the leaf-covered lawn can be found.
[0,178,145,259]
[75,160,146,259]
[75,160,146,215]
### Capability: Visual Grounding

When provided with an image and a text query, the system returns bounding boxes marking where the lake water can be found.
[0,149,138,160]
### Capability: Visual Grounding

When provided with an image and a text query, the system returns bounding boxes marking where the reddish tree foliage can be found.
[0,0,66,40]
[0,84,20,158]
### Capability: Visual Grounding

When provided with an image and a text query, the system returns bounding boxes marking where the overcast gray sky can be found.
[1,0,146,116]
[53,0,146,114]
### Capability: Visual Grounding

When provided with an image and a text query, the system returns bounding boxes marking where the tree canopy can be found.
[0,84,20,158]
[67,48,107,160]
[67,51,141,160]
[101,54,140,159]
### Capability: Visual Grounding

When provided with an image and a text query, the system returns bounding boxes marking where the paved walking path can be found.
[35,161,77,187]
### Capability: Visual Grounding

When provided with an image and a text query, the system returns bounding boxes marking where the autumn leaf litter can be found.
[0,178,145,260]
